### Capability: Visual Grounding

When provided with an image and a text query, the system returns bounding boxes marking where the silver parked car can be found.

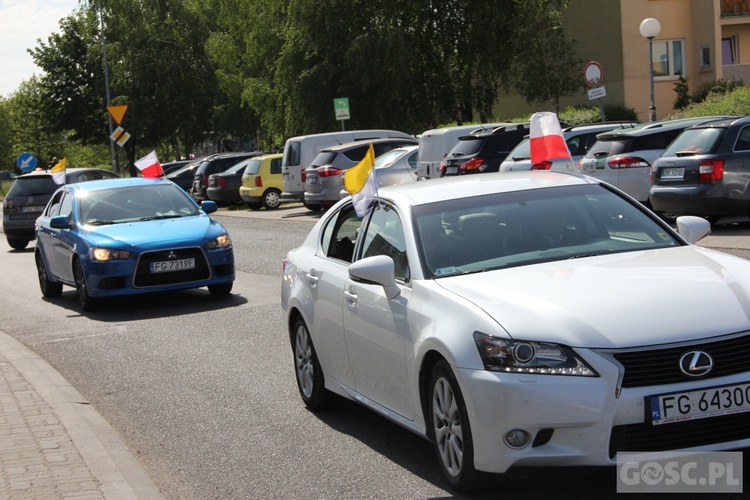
[304,137,417,211]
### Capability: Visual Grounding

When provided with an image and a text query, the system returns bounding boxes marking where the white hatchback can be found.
[281,171,750,492]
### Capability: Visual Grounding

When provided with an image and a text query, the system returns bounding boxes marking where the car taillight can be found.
[608,156,649,168]
[531,161,552,170]
[460,158,484,172]
[316,166,343,177]
[255,176,263,187]
[301,170,307,183]
[699,159,724,182]
[202,174,209,186]
[438,161,445,174]
[218,177,227,188]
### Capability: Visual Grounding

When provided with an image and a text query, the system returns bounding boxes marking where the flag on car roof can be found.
[51,157,67,185]
[135,150,164,178]
[529,112,572,169]
[344,143,377,217]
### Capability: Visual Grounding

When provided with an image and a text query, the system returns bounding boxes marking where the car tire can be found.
[208,282,233,295]
[292,316,332,410]
[303,202,322,212]
[262,189,282,210]
[73,258,97,311]
[35,252,63,298]
[7,238,29,250]
[429,360,483,492]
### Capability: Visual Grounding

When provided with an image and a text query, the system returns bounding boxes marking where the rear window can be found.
[7,176,58,196]
[283,141,301,167]
[630,129,684,151]
[448,136,484,156]
[245,159,262,175]
[585,138,631,158]
[311,151,337,167]
[662,128,725,156]
[507,139,531,160]
[342,145,369,162]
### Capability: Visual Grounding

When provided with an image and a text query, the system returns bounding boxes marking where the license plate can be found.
[150,258,195,273]
[594,158,606,170]
[308,176,318,185]
[446,166,458,175]
[20,206,44,213]
[648,382,750,426]
[661,167,685,180]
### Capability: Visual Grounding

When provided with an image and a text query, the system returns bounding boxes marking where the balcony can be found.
[723,0,750,16]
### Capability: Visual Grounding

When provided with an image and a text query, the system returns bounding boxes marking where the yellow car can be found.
[239,153,284,210]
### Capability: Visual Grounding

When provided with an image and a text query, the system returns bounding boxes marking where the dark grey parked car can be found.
[651,115,750,222]
[191,152,264,201]
[2,168,119,250]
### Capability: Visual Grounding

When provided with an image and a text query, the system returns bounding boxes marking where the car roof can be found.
[596,116,738,140]
[682,115,750,130]
[65,177,169,193]
[379,171,595,207]
[561,121,640,134]
[16,167,112,179]
[319,137,418,152]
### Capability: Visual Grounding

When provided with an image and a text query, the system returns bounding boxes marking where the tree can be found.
[510,0,583,113]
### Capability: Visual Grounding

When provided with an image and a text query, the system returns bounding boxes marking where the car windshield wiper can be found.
[138,214,182,221]
[568,249,616,259]
[86,219,116,226]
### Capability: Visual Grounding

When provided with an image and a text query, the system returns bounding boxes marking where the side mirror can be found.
[49,215,71,229]
[201,200,218,214]
[349,255,400,299]
[676,216,711,244]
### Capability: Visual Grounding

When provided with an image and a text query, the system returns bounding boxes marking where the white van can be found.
[281,130,413,202]
[416,123,511,179]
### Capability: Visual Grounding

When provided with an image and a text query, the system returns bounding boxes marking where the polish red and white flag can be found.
[529,112,572,170]
[134,150,164,178]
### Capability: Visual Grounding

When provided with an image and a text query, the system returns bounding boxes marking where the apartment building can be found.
[492,0,750,122]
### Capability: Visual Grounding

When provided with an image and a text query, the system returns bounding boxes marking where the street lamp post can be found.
[97,0,117,174]
[640,18,661,122]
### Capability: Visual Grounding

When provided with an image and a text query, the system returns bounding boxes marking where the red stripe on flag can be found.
[530,135,570,163]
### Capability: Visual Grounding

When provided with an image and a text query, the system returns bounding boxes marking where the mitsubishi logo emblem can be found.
[679,350,714,377]
[168,251,177,259]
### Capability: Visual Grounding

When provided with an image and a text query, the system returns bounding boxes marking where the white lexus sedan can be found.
[281,171,750,491]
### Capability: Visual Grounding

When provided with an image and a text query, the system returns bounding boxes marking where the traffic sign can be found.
[110,126,131,147]
[16,152,37,172]
[584,61,604,87]
[334,98,350,120]
[107,105,128,125]
[588,86,607,100]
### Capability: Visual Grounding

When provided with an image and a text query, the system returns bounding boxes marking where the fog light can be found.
[504,429,531,449]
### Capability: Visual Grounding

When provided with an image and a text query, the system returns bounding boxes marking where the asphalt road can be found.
[1,204,749,499]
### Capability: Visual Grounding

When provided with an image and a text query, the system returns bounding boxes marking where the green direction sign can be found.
[334,97,350,121]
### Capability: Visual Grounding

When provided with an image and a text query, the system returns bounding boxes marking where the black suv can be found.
[651,116,750,222]
[191,152,264,201]
[441,123,532,176]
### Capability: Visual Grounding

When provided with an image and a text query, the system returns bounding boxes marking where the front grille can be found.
[133,247,210,287]
[609,412,750,458]
[609,332,750,388]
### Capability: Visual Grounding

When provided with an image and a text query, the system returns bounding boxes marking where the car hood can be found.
[81,215,223,248]
[434,246,750,348]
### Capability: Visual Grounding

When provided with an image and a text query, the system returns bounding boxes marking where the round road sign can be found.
[17,152,37,172]
[584,61,603,87]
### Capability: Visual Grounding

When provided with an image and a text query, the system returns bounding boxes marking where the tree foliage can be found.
[16,0,584,160]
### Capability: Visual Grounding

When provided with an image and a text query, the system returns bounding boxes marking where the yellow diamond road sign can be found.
[110,126,131,147]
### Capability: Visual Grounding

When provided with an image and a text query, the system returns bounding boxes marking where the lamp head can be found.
[640,18,661,39]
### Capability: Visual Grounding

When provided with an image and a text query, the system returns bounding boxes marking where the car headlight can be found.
[207,233,232,249]
[89,248,130,261]
[473,332,597,376]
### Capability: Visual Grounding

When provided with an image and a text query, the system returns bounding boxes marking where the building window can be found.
[701,46,711,68]
[723,36,738,65]
[652,39,685,80]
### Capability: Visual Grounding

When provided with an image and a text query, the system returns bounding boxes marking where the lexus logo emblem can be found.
[679,350,714,377]
[168,251,177,259]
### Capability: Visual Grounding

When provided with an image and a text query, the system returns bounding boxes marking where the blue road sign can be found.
[17,152,38,172]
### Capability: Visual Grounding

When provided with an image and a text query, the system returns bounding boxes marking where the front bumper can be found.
[458,351,750,474]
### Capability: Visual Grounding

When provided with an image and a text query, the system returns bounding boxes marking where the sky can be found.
[0,0,82,97]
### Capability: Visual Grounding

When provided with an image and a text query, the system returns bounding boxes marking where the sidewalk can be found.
[0,330,163,499]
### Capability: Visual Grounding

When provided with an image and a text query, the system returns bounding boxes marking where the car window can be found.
[507,139,531,160]
[224,160,251,174]
[311,151,337,167]
[735,126,750,151]
[283,140,300,167]
[7,176,58,196]
[448,137,484,156]
[320,204,362,262]
[78,184,199,224]
[360,204,409,282]
[374,148,405,167]
[663,128,724,156]
[630,130,683,151]
[342,145,369,162]
[586,138,630,158]
[414,184,679,278]
[58,192,74,218]
[46,191,64,217]
[245,159,262,175]
[270,157,282,174]
[407,151,418,168]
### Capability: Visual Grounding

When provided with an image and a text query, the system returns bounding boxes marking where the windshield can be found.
[414,184,679,278]
[224,160,251,174]
[662,128,724,156]
[78,184,200,225]
[374,148,406,167]
[507,139,531,160]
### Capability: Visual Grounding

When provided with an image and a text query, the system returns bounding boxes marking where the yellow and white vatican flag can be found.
[343,143,377,217]
[51,157,67,185]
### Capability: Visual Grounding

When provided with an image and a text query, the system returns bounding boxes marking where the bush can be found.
[557,104,638,125]
[671,86,750,119]
[691,79,744,104]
